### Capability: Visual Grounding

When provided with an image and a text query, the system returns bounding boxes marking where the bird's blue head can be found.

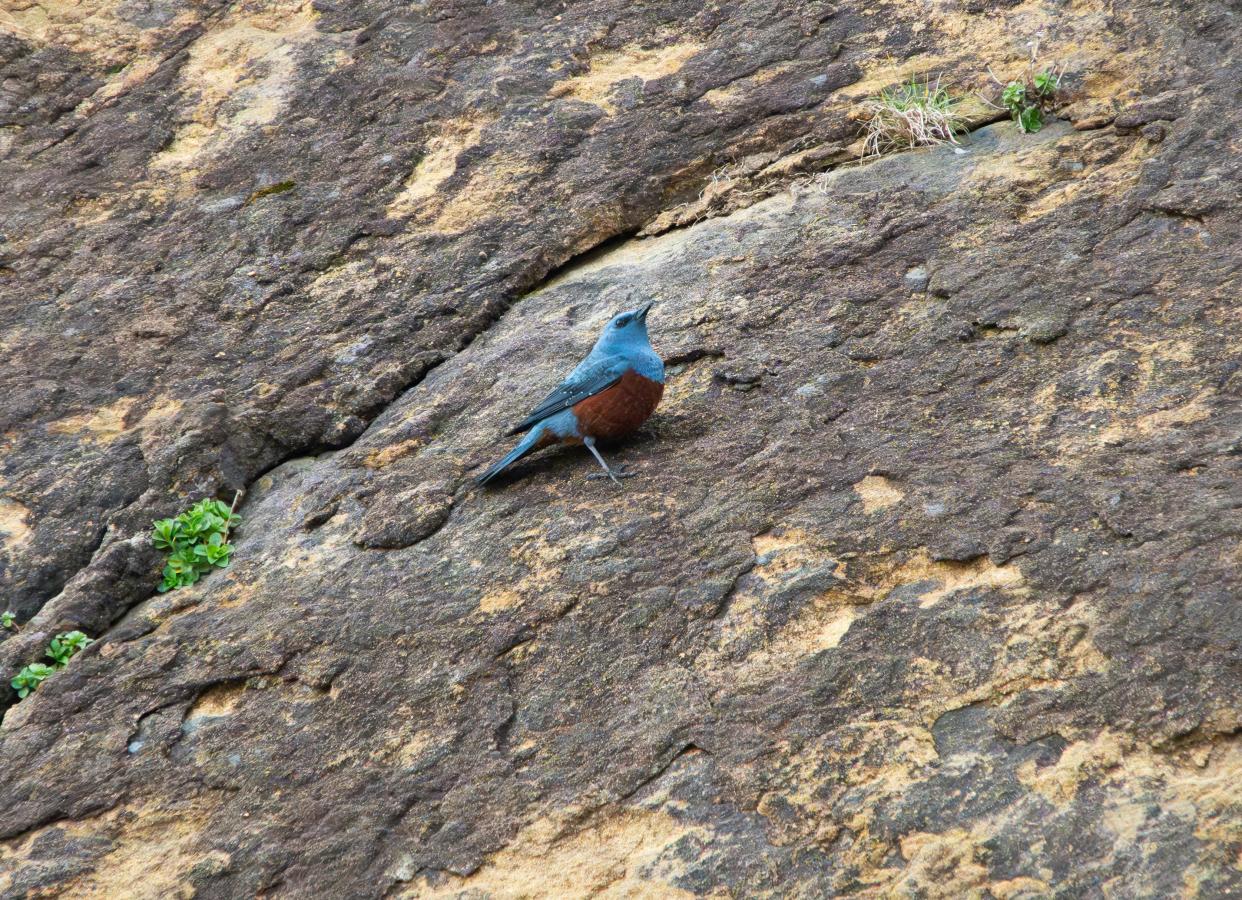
[592,301,654,355]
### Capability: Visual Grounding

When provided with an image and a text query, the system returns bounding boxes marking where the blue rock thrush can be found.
[475,302,664,486]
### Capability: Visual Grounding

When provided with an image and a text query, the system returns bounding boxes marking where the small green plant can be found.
[10,631,95,698]
[860,77,966,156]
[47,630,94,666]
[1001,69,1059,133]
[990,37,1063,135]
[2,611,17,632]
[1033,70,1058,95]
[12,663,55,698]
[152,495,241,592]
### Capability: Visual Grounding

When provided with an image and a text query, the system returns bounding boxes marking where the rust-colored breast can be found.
[572,370,664,440]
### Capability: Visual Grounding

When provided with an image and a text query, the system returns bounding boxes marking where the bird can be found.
[475,301,664,487]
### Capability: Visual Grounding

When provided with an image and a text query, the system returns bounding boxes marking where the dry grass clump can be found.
[860,78,966,157]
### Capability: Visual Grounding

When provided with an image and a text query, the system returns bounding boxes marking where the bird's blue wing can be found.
[506,356,628,436]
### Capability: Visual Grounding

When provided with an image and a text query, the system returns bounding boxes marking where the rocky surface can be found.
[1,0,1240,896]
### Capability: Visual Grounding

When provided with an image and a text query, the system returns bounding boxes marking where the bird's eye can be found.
[615,315,631,328]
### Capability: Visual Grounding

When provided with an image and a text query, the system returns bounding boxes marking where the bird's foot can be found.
[587,466,637,485]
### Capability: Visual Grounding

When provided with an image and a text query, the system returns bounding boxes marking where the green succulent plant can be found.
[12,663,55,698]
[10,630,95,698]
[1033,70,1059,95]
[152,496,241,592]
[1002,68,1060,134]
[46,630,94,667]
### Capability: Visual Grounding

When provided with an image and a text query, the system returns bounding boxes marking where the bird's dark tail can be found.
[475,430,542,487]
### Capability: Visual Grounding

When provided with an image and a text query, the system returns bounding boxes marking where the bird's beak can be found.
[637,301,653,322]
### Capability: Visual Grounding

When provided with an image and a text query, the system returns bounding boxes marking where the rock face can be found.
[1,0,1240,896]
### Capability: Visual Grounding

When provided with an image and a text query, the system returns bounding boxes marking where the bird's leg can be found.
[583,437,635,484]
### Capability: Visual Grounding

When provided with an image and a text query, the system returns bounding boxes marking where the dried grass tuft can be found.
[859,78,966,157]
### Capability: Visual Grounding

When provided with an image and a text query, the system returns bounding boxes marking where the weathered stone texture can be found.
[0,0,1239,896]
